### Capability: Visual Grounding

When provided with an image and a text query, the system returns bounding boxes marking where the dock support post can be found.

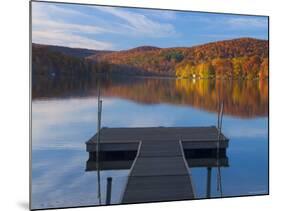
[206,167,212,198]
[106,177,112,205]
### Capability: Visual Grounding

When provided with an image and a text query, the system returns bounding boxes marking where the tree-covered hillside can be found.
[87,38,268,79]
[32,38,269,79]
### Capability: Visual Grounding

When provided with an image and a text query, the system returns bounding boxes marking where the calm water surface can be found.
[31,77,268,209]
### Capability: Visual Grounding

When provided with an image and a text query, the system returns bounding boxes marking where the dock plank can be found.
[122,175,194,203]
[130,157,188,176]
[138,140,182,157]
[122,139,195,203]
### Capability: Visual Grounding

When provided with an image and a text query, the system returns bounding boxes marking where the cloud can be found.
[226,17,268,29]
[32,2,113,50]
[94,6,178,37]
[142,9,178,20]
[32,30,113,50]
[190,14,267,31]
[33,2,90,19]
[195,15,268,41]
[32,2,179,49]
[33,18,109,35]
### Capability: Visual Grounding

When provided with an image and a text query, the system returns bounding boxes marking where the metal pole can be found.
[216,102,221,191]
[96,81,102,204]
[218,102,224,197]
[216,101,223,196]
[106,177,112,205]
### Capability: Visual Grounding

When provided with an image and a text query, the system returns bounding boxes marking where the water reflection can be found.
[31,76,268,209]
[32,76,268,118]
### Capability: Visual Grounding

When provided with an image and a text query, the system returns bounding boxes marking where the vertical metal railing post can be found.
[216,100,224,197]
[216,80,224,197]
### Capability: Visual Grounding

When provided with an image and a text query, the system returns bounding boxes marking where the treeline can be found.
[33,38,269,79]
[88,38,269,78]
[32,44,154,77]
[175,56,269,79]
[33,43,107,58]
[32,44,94,77]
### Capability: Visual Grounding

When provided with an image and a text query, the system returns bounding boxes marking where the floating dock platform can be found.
[86,126,229,203]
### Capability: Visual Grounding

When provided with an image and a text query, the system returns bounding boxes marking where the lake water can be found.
[31,76,268,209]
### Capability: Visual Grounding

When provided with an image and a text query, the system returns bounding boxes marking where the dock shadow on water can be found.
[31,76,268,209]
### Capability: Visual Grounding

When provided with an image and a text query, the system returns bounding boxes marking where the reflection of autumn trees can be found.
[33,76,268,118]
[104,78,268,118]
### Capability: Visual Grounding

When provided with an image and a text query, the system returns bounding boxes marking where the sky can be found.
[32,1,268,50]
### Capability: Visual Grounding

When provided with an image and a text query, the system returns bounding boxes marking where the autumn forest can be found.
[32,37,269,79]
[32,37,268,118]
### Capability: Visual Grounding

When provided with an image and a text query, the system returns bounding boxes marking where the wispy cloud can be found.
[142,9,178,20]
[32,30,112,50]
[33,18,109,35]
[33,3,89,19]
[31,2,268,50]
[195,15,268,41]
[226,17,268,29]
[189,15,267,31]
[32,2,179,49]
[32,2,113,49]
[92,6,178,38]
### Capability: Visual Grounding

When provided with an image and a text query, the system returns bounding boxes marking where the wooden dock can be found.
[121,139,195,203]
[86,126,229,203]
